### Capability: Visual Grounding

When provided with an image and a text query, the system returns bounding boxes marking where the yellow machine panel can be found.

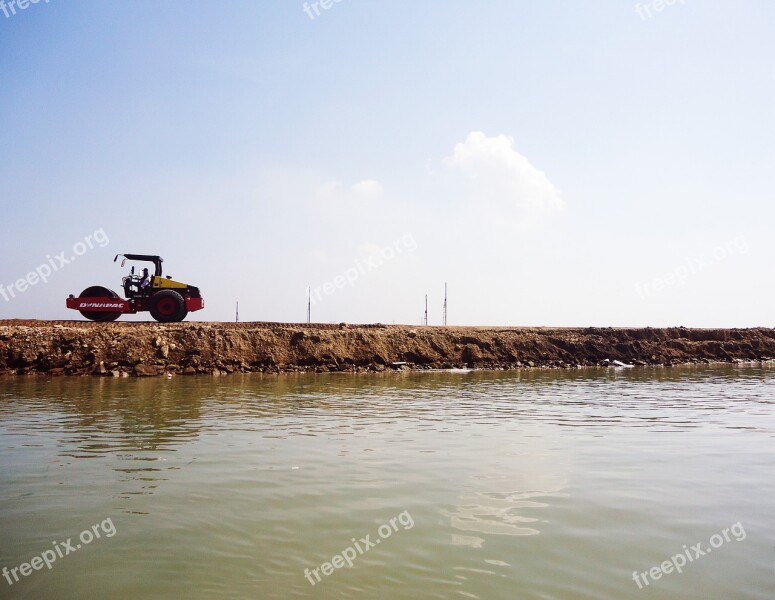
[152,276,188,290]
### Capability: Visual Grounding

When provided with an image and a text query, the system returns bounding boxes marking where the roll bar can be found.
[114,254,164,277]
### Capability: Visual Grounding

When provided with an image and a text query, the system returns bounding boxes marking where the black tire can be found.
[78,286,122,322]
[149,290,187,323]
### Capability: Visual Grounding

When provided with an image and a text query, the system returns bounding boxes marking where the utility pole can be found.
[424,294,428,326]
[307,287,311,324]
[236,301,239,323]
[443,282,447,326]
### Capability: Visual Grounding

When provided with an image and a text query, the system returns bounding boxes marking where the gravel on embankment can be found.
[1,320,774,377]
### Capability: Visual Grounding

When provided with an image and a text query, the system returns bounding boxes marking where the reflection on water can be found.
[1,366,774,600]
[448,489,556,543]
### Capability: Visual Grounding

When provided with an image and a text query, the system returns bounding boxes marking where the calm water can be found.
[1,367,774,599]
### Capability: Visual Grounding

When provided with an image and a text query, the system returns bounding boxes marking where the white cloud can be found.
[316,180,343,198]
[351,179,384,195]
[444,132,564,219]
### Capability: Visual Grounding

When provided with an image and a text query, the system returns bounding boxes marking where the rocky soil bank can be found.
[1,320,774,377]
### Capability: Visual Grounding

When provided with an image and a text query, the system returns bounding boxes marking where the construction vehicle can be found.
[66,254,204,322]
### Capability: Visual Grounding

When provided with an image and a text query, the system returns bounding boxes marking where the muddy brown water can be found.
[1,366,774,599]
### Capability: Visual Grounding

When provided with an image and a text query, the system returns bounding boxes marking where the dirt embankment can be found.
[1,320,774,377]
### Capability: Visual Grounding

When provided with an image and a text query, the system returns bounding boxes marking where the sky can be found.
[0,0,773,327]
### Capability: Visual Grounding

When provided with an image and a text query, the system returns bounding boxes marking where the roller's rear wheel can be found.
[78,286,122,322]
[149,290,187,322]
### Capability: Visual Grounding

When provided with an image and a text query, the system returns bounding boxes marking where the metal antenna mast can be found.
[443,283,447,326]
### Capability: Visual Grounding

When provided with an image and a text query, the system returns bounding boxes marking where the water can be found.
[1,367,774,599]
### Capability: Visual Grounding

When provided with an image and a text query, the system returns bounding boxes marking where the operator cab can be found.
[116,254,164,298]
[122,266,155,298]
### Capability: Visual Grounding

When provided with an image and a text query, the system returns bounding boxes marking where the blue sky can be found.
[1,0,773,326]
